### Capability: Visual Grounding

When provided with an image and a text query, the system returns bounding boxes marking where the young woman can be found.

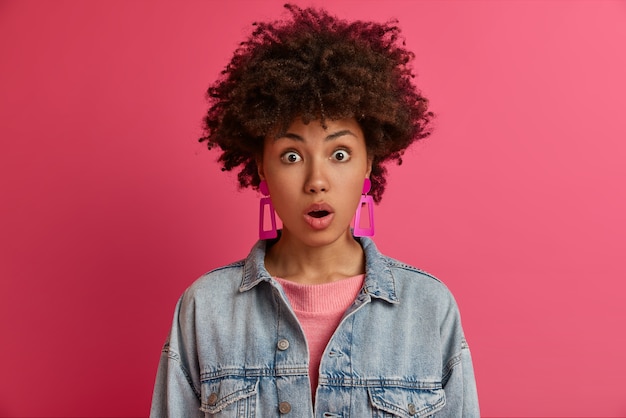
[151,4,479,417]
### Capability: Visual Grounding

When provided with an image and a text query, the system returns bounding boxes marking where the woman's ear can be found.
[365,156,373,178]
[256,157,265,181]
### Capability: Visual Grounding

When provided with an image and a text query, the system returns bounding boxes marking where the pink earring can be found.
[258,180,277,239]
[353,178,375,237]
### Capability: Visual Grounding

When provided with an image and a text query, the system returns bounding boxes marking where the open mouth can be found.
[304,203,334,230]
[308,210,330,218]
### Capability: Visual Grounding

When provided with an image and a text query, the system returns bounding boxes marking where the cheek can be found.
[341,177,366,206]
[347,171,367,192]
[267,175,301,206]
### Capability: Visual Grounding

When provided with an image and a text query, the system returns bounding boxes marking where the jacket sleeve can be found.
[150,296,204,418]
[437,291,480,417]
[439,338,480,417]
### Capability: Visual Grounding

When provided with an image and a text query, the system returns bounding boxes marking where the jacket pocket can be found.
[368,386,445,418]
[200,377,258,417]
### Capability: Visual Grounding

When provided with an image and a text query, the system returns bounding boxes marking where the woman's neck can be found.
[264,229,365,285]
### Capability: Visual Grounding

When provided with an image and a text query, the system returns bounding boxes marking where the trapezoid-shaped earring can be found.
[258,180,277,240]
[353,178,375,237]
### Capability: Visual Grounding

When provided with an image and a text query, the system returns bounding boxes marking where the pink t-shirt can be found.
[274,275,365,400]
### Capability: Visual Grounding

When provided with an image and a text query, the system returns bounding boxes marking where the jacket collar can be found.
[239,234,398,304]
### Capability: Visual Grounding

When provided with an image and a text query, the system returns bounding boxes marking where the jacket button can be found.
[277,339,290,351]
[408,403,417,415]
[207,392,218,406]
[278,401,292,414]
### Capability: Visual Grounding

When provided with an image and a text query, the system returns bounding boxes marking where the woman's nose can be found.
[305,159,329,193]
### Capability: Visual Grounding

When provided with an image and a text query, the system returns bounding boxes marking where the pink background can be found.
[1,0,625,416]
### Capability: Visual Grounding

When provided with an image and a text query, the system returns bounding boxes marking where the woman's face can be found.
[259,117,372,247]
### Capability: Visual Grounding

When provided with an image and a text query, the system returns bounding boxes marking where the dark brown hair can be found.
[199,4,433,202]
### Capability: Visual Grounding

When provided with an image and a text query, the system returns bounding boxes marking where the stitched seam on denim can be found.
[441,350,462,387]
[348,313,355,413]
[163,345,201,400]
[200,367,309,381]
[200,381,257,411]
[202,259,245,277]
[390,262,445,286]
[273,283,283,404]
[369,386,445,416]
[461,338,469,350]
[318,377,442,389]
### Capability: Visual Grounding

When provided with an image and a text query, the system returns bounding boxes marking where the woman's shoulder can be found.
[376,252,458,302]
[377,257,464,325]
[201,259,247,278]
[185,259,247,295]
[389,255,448,283]
[361,237,450,293]
[385,256,443,283]
[181,239,272,300]
[360,238,450,297]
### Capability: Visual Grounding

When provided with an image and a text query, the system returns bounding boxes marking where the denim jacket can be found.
[151,236,479,417]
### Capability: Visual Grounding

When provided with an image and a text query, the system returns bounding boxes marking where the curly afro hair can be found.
[199,4,433,203]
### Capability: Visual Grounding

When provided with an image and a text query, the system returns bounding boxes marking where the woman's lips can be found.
[303,203,334,230]
[309,210,329,218]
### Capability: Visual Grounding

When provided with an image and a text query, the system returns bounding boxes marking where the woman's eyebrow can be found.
[276,132,304,142]
[274,130,357,142]
[326,130,357,141]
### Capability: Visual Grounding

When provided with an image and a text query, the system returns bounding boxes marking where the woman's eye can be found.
[281,151,302,163]
[331,149,351,162]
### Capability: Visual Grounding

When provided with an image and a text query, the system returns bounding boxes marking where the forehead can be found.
[270,118,364,141]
